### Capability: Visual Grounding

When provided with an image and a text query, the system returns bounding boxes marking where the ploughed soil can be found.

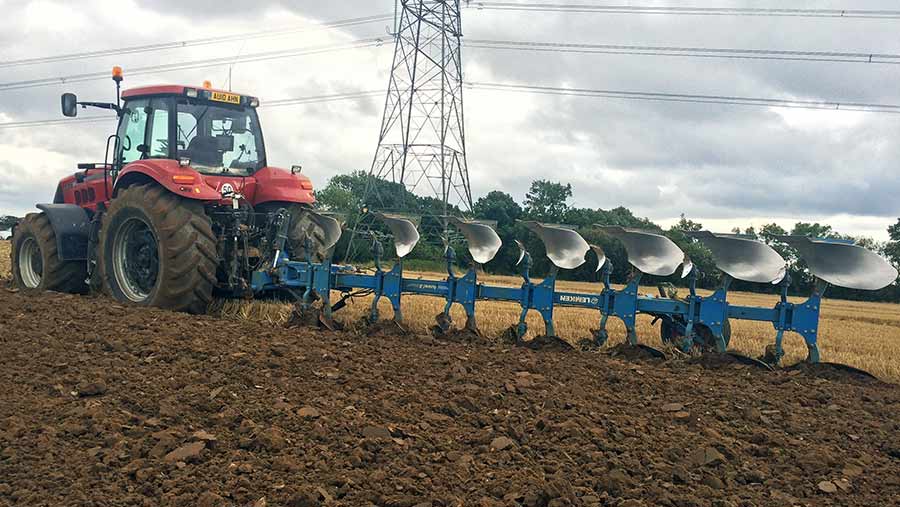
[1,289,899,507]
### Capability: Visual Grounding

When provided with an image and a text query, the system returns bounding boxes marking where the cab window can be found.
[116,99,150,165]
[175,98,265,175]
[148,99,171,158]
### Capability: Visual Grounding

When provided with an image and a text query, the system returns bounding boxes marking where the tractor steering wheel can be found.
[121,135,132,151]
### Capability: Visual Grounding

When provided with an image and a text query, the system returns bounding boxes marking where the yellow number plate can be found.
[210,91,241,104]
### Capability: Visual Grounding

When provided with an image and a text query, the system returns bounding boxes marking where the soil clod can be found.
[0,288,897,506]
[519,335,573,351]
[607,343,666,361]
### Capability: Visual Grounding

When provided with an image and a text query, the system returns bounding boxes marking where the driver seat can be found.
[185,136,223,166]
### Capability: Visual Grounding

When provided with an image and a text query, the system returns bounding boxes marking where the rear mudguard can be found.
[252,166,316,207]
[35,204,90,261]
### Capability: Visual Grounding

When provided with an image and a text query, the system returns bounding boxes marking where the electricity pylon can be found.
[366,0,472,214]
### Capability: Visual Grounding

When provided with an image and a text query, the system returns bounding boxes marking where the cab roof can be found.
[121,85,255,100]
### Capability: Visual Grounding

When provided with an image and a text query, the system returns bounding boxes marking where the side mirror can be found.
[61,93,78,117]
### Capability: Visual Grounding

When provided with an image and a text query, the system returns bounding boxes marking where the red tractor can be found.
[10,68,331,313]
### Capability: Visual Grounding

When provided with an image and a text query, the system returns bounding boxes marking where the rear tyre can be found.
[99,184,218,314]
[10,213,87,293]
[258,204,329,263]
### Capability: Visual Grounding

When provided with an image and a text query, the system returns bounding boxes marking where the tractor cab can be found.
[63,75,266,178]
[56,68,316,213]
[116,84,266,176]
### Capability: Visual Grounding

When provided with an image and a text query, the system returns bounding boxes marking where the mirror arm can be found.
[78,101,121,114]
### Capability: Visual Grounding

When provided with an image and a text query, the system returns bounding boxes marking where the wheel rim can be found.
[18,237,43,288]
[112,217,159,302]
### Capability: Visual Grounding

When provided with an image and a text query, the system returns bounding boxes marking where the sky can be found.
[0,0,898,240]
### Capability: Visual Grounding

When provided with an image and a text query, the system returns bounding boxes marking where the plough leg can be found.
[369,297,381,324]
[621,274,641,346]
[391,300,404,325]
[516,307,529,342]
[593,314,610,347]
[543,315,556,338]
[805,341,821,364]
[772,329,786,365]
[624,316,638,346]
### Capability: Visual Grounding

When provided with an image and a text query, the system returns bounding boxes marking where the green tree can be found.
[675,214,703,232]
[790,222,837,239]
[890,219,900,241]
[562,207,606,228]
[315,171,418,214]
[473,191,522,228]
[597,206,658,230]
[315,179,356,212]
[731,226,757,237]
[523,180,572,222]
[886,218,900,271]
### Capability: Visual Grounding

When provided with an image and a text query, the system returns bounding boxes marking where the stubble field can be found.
[3,240,900,381]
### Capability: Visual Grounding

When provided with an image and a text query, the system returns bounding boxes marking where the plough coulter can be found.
[253,212,898,370]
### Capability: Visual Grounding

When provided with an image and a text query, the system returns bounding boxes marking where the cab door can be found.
[114,97,151,171]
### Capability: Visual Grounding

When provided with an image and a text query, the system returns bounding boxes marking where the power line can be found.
[0,116,112,129]
[0,90,383,129]
[468,2,900,19]
[467,39,900,65]
[465,81,900,113]
[15,37,895,97]
[12,5,893,72]
[0,14,393,69]
[7,80,900,131]
[0,38,386,92]
[265,90,383,107]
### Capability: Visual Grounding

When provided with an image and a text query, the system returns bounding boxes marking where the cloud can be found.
[0,0,897,240]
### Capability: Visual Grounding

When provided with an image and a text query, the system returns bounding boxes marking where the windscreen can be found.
[176,98,265,175]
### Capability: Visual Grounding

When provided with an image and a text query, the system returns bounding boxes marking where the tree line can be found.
[317,172,900,303]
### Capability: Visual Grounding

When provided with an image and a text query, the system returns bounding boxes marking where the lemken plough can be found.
[252,212,898,370]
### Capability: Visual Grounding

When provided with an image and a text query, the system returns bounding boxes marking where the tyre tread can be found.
[10,213,87,294]
[99,183,218,314]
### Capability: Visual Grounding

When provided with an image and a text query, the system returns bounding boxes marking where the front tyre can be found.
[10,213,87,293]
[99,184,218,314]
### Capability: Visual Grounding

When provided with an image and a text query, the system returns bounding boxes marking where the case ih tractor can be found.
[10,68,332,313]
